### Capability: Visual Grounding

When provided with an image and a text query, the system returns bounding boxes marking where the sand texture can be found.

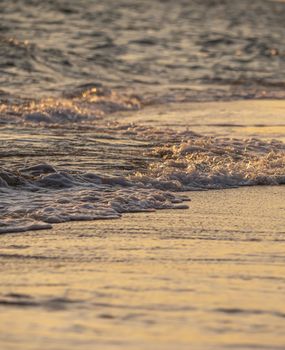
[0,187,284,350]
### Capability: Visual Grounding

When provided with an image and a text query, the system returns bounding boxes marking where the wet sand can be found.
[0,186,285,350]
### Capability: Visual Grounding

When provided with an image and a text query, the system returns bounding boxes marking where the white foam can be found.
[137,137,285,189]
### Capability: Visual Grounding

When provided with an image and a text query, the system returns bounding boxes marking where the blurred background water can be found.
[1,0,285,101]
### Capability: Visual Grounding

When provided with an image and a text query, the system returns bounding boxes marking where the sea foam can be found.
[0,118,284,234]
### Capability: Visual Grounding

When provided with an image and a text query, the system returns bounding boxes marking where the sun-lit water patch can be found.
[0,86,141,125]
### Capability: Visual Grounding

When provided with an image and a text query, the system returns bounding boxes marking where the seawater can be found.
[1,0,285,98]
[0,0,285,233]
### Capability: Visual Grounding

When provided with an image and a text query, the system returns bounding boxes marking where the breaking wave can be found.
[0,112,284,234]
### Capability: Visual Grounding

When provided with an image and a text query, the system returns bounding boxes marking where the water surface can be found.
[1,0,285,99]
[0,0,285,233]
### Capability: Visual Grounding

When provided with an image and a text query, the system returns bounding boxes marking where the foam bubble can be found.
[138,137,285,189]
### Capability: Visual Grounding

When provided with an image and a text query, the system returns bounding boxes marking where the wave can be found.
[0,163,188,234]
[0,85,142,125]
[0,116,284,234]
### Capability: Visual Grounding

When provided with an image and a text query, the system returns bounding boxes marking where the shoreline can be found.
[0,186,285,349]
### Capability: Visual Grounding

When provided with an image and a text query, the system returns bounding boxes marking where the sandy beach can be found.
[1,186,285,350]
